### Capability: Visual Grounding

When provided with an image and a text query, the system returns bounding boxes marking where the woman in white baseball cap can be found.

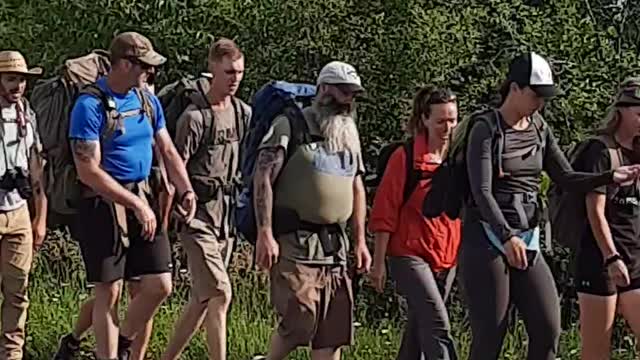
[459,52,640,360]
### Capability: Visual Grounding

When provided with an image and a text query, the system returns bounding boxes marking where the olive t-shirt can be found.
[259,107,364,265]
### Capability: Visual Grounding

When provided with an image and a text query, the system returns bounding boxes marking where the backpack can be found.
[366,139,427,206]
[422,109,547,220]
[546,135,622,251]
[235,81,316,244]
[156,73,211,139]
[30,50,163,226]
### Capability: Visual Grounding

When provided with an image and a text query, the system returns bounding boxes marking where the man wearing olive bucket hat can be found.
[0,50,48,359]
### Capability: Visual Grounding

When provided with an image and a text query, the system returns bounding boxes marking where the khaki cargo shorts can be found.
[179,215,234,303]
[270,259,354,350]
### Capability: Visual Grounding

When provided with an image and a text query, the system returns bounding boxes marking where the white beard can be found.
[314,98,361,154]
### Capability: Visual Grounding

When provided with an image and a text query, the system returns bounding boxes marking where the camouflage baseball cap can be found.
[109,32,166,67]
[615,77,640,107]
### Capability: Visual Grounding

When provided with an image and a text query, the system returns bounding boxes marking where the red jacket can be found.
[368,133,461,271]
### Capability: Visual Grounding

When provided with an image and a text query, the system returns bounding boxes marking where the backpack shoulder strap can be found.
[472,109,505,177]
[232,96,246,141]
[402,139,420,205]
[231,97,245,181]
[594,134,623,170]
[284,104,312,161]
[134,88,156,131]
[79,84,118,141]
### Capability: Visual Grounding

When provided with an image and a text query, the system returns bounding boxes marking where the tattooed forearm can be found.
[256,148,285,183]
[71,140,98,163]
[253,148,285,228]
[255,181,272,227]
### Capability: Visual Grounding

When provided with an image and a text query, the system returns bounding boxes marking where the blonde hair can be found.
[594,106,620,137]
[596,77,640,136]
[208,38,243,64]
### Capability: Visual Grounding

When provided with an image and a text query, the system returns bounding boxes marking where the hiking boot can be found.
[52,334,81,360]
[117,348,131,360]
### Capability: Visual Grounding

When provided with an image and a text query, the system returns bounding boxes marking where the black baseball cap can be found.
[506,52,557,98]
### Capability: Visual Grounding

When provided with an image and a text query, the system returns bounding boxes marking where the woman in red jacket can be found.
[369,86,462,360]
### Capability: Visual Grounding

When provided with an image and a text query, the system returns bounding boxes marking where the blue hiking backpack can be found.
[235,81,316,244]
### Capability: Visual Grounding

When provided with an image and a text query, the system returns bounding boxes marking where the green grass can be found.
[22,238,640,360]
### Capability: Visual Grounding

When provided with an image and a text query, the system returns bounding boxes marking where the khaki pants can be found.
[179,211,234,303]
[0,205,32,360]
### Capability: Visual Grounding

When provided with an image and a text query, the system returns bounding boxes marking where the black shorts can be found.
[576,270,640,296]
[75,197,172,283]
[576,245,640,296]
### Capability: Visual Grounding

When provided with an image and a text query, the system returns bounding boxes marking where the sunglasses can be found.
[334,83,364,97]
[125,57,153,71]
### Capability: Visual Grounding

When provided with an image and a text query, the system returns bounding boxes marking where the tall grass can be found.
[23,233,639,359]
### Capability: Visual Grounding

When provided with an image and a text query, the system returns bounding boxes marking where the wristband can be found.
[604,253,623,267]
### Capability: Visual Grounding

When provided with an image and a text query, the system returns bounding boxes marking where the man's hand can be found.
[256,228,279,271]
[354,242,372,274]
[32,217,46,251]
[175,190,197,224]
[504,236,528,270]
[134,199,157,241]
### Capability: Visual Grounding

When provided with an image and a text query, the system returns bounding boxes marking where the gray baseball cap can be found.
[317,61,364,92]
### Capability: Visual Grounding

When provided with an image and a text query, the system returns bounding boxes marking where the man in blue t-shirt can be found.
[66,32,196,360]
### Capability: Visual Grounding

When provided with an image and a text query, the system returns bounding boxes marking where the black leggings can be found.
[459,220,561,360]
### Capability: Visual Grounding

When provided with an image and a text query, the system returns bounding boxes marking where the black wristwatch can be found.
[604,253,623,267]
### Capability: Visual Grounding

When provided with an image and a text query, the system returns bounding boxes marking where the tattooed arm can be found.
[71,139,146,210]
[253,147,285,270]
[253,147,285,231]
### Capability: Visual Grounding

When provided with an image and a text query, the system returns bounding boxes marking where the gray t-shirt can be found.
[0,100,40,211]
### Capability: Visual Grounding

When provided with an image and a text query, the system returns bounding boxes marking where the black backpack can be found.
[423,109,547,220]
[546,135,622,251]
[367,138,429,206]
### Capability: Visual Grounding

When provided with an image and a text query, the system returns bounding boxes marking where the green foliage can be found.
[3,0,638,146]
[3,0,640,355]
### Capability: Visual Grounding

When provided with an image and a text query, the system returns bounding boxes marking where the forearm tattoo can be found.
[71,140,98,163]
[254,148,284,227]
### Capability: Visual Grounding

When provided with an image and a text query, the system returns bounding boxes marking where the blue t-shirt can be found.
[69,77,166,183]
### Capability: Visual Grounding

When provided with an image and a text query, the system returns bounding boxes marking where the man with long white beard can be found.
[253,61,372,360]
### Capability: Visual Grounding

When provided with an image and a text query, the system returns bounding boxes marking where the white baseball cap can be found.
[317,61,364,92]
[506,52,557,98]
